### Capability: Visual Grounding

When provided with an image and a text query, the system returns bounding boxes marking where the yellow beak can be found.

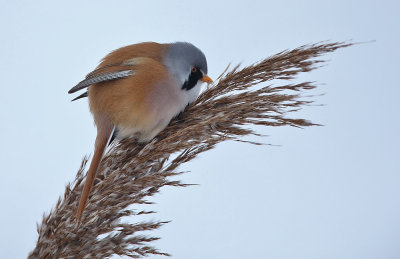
[201,75,213,84]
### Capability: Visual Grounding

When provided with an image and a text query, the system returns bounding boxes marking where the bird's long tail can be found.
[76,115,114,222]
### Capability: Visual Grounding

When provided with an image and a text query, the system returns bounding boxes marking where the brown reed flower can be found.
[28,41,353,258]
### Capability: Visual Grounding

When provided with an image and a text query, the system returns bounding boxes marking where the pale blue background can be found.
[0,1,399,258]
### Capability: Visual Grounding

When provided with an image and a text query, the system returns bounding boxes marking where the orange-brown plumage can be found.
[76,113,113,222]
[97,42,167,68]
[89,57,183,141]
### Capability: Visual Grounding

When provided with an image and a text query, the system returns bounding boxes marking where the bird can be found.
[68,42,212,222]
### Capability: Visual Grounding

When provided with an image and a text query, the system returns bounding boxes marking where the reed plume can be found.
[29,41,352,258]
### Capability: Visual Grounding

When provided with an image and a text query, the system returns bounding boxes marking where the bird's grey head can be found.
[163,42,209,91]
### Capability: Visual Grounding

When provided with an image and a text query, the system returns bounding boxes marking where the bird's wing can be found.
[68,69,134,94]
[68,57,158,101]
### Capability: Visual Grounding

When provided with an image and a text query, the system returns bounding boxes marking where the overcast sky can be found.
[0,0,399,258]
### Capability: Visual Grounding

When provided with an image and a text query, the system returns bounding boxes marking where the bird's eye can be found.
[191,67,197,73]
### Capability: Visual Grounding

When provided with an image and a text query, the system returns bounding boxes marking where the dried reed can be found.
[29,41,352,258]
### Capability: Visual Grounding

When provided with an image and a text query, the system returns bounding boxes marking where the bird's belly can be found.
[113,77,187,142]
[117,116,171,142]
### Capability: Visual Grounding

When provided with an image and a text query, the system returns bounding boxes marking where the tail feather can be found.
[76,116,114,222]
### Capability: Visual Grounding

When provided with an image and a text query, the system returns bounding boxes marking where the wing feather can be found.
[71,91,88,101]
[68,70,134,94]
